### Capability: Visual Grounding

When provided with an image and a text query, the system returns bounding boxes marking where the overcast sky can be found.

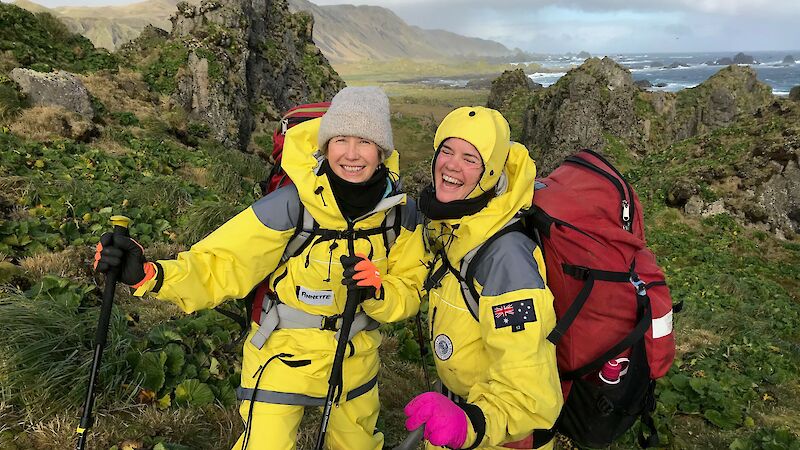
[309,0,800,54]
[16,0,800,53]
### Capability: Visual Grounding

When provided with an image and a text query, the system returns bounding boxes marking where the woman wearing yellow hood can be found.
[94,87,429,449]
[403,107,563,449]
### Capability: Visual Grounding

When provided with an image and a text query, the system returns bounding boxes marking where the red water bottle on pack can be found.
[599,357,629,385]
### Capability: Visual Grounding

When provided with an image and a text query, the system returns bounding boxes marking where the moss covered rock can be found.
[145,0,345,151]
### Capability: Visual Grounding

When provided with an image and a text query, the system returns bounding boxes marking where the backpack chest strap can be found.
[249,297,379,349]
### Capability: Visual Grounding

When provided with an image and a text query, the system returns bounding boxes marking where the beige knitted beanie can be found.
[317,86,394,161]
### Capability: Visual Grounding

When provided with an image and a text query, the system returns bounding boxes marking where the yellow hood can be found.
[426,141,536,263]
[282,118,403,229]
[433,106,511,199]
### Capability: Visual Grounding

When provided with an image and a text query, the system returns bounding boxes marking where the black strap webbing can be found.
[561,293,652,380]
[547,264,634,345]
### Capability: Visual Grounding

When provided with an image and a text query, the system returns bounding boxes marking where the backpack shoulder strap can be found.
[282,203,315,262]
[458,219,526,320]
[382,205,401,251]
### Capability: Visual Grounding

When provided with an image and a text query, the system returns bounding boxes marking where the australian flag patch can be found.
[492,299,536,332]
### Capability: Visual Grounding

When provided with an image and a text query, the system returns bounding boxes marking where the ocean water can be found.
[522,51,800,95]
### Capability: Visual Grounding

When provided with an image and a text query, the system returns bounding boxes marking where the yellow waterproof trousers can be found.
[231,385,383,450]
[231,325,384,450]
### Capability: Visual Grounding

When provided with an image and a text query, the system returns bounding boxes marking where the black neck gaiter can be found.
[321,160,389,220]
[418,183,496,220]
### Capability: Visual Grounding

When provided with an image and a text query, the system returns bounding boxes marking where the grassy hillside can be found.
[0,3,118,73]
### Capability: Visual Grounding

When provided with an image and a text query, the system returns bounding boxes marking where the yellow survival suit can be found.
[420,107,563,449]
[134,119,428,450]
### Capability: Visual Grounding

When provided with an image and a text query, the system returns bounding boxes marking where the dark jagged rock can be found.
[790,86,800,101]
[670,65,773,141]
[665,62,689,69]
[465,77,493,90]
[487,68,537,110]
[149,0,344,150]
[577,51,591,59]
[519,57,641,173]
[783,55,796,64]
[715,57,734,66]
[634,79,652,89]
[732,52,756,64]
[666,178,698,207]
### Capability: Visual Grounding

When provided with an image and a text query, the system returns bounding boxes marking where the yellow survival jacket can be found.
[424,112,563,448]
[134,118,428,398]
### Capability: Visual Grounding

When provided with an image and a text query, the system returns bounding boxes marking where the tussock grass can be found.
[79,69,157,120]
[180,201,247,244]
[2,404,242,450]
[209,161,246,200]
[9,106,97,142]
[0,289,137,421]
[18,246,92,280]
[203,143,271,186]
[127,177,194,215]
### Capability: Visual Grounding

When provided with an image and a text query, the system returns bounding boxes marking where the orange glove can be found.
[341,252,381,298]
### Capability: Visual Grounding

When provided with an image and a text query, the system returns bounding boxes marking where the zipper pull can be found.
[280,118,289,135]
[621,200,631,229]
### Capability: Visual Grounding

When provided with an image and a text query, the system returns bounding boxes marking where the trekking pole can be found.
[76,215,130,450]
[315,232,361,450]
[392,427,425,450]
[414,312,431,391]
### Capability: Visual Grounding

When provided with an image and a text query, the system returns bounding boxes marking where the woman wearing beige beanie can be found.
[94,87,428,449]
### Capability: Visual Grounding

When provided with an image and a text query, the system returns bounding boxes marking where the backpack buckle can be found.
[630,275,647,296]
[564,265,591,280]
[320,314,342,331]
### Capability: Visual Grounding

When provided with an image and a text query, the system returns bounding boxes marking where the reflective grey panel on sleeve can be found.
[400,197,421,231]
[251,184,301,231]
[473,232,545,297]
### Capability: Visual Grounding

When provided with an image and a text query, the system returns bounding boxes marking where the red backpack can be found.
[260,102,331,195]
[455,150,679,448]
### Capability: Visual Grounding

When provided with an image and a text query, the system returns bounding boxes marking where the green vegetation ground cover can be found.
[0,4,118,74]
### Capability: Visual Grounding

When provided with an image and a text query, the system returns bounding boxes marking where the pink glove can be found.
[404,392,468,449]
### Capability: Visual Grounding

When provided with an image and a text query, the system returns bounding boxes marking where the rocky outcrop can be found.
[634,79,652,89]
[487,68,538,110]
[669,100,800,238]
[577,51,591,59]
[790,86,800,101]
[9,68,94,117]
[670,65,773,141]
[733,52,756,64]
[163,0,344,150]
[783,55,796,64]
[519,57,641,173]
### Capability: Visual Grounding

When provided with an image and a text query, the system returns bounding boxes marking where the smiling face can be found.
[433,137,484,203]
[325,135,382,183]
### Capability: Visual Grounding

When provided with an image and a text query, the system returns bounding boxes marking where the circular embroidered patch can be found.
[434,334,453,361]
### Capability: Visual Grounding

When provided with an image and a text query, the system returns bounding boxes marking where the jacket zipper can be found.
[565,156,634,232]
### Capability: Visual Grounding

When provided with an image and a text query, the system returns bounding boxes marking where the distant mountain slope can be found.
[13,0,175,50]
[12,0,513,61]
[288,0,513,61]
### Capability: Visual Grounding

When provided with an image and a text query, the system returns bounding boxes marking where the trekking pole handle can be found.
[392,426,424,450]
[76,215,130,450]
